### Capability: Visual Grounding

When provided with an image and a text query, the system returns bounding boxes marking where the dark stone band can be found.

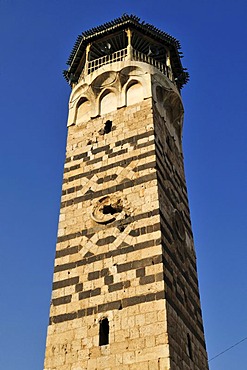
[49,290,165,325]
[54,237,161,273]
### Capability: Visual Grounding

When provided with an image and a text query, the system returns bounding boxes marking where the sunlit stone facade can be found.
[44,15,208,370]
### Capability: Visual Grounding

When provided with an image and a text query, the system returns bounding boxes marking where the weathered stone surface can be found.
[44,39,208,370]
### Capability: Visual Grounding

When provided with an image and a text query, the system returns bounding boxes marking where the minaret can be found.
[44,15,208,370]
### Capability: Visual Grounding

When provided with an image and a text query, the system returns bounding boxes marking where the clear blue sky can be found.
[0,1,246,369]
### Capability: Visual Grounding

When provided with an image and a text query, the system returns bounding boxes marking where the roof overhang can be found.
[64,14,189,88]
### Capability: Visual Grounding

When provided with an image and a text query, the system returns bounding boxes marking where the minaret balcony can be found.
[82,47,171,81]
[64,15,189,89]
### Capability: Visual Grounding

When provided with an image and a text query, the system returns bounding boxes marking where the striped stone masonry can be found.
[44,61,208,370]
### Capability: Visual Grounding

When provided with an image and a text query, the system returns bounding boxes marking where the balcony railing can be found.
[132,49,167,75]
[87,48,128,74]
[78,47,172,81]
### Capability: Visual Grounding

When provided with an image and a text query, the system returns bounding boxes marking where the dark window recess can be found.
[99,120,112,135]
[186,333,193,360]
[166,136,172,151]
[99,318,109,346]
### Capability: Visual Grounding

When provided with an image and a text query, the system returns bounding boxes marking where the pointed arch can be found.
[99,89,117,115]
[76,97,91,124]
[126,80,143,106]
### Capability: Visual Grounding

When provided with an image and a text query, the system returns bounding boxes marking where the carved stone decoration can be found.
[91,71,119,96]
[91,195,131,224]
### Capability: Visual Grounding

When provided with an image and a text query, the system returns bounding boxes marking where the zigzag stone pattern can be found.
[51,98,162,317]
[45,68,208,369]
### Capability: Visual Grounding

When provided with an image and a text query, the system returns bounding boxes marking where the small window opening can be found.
[186,333,193,360]
[103,204,122,215]
[99,120,112,135]
[99,318,109,346]
[104,120,112,133]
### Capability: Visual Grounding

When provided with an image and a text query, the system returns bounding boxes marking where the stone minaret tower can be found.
[44,15,208,370]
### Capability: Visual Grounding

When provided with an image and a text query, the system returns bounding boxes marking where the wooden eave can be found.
[63,14,189,87]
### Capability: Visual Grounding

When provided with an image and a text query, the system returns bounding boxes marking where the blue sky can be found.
[0,1,247,369]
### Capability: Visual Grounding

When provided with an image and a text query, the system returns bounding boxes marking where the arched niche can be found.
[165,105,173,125]
[156,85,165,104]
[126,81,143,106]
[154,85,166,118]
[100,90,117,115]
[76,97,91,124]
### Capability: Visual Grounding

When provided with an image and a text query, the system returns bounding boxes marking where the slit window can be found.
[186,333,193,360]
[99,318,109,346]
